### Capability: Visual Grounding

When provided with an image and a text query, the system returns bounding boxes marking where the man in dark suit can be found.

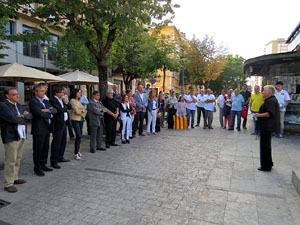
[87,91,107,153]
[29,85,57,176]
[0,87,32,193]
[102,89,119,148]
[49,86,72,169]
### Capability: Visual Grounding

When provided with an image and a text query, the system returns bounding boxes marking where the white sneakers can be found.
[75,152,83,160]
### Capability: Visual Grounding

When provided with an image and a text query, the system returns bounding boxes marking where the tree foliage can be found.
[210,54,246,93]
[184,35,226,87]
[5,0,176,97]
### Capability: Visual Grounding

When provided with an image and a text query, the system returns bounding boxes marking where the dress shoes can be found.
[41,166,53,172]
[126,139,130,144]
[90,149,96,153]
[51,163,61,169]
[140,133,146,136]
[110,143,119,146]
[122,140,126,144]
[14,179,26,185]
[4,186,17,193]
[34,168,45,176]
[97,147,106,151]
[228,128,234,130]
[208,126,213,129]
[132,134,136,138]
[129,136,133,139]
[257,167,272,172]
[58,158,70,163]
[106,144,110,149]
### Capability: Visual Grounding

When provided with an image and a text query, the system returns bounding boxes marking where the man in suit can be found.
[0,87,32,193]
[49,86,72,169]
[133,85,148,137]
[29,85,57,176]
[87,91,107,153]
[102,89,119,148]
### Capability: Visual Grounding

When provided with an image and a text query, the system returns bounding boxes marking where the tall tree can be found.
[210,54,246,93]
[6,0,176,97]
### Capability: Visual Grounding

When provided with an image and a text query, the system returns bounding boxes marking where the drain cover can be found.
[0,199,10,209]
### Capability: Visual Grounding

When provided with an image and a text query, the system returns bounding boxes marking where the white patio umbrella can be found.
[0,63,66,82]
[57,70,115,86]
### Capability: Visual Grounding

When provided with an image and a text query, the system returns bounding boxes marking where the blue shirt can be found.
[231,94,244,111]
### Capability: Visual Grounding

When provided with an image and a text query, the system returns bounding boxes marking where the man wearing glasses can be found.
[0,87,32,193]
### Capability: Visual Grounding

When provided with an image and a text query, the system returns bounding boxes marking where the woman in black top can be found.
[120,95,133,144]
[254,85,280,172]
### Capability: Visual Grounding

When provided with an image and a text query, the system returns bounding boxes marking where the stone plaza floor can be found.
[0,115,299,225]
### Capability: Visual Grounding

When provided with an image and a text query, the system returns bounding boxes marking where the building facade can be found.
[264,38,288,55]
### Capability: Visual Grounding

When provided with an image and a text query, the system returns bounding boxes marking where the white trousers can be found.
[122,117,132,140]
[147,110,157,133]
[129,115,134,137]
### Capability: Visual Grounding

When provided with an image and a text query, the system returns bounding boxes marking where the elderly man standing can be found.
[102,89,119,148]
[0,88,32,193]
[229,89,244,131]
[133,85,148,137]
[30,85,57,176]
[203,89,216,129]
[216,89,226,128]
[250,85,264,135]
[254,85,280,171]
[196,89,206,127]
[87,91,107,153]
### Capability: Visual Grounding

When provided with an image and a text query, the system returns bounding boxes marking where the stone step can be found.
[292,170,300,196]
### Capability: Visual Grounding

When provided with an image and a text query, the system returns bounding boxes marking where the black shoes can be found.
[97,147,106,151]
[122,140,126,144]
[106,144,110,148]
[90,149,96,153]
[51,163,61,169]
[195,124,199,127]
[228,128,234,130]
[58,158,70,163]
[111,143,118,146]
[41,166,53,172]
[126,139,130,144]
[257,167,272,172]
[34,168,45,176]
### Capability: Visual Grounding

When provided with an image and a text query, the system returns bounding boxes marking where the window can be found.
[22,25,40,58]
[5,21,15,36]
[48,34,59,61]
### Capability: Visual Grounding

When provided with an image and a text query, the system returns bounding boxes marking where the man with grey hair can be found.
[254,85,280,172]
[133,85,148,136]
[102,89,119,148]
[196,89,206,127]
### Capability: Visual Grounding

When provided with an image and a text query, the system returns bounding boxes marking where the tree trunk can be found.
[97,60,108,100]
[162,66,166,93]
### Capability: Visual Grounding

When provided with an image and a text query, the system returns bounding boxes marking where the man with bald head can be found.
[133,85,148,137]
[254,85,280,171]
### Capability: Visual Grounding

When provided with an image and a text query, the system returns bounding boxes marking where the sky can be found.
[171,0,300,60]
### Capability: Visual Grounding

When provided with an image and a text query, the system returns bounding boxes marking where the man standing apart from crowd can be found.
[185,89,197,128]
[195,89,206,127]
[203,89,216,129]
[216,89,225,128]
[49,86,72,169]
[87,91,107,153]
[240,84,251,129]
[249,85,264,135]
[254,85,280,171]
[103,89,119,148]
[30,85,57,176]
[133,85,148,137]
[229,89,244,131]
[0,88,32,193]
[275,81,290,138]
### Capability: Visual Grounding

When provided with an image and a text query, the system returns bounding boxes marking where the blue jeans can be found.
[251,110,259,134]
[187,109,196,127]
[231,110,242,130]
[72,120,83,154]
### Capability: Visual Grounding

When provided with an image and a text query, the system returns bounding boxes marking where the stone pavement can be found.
[0,115,300,225]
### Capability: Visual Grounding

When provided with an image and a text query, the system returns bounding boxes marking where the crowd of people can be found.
[0,81,290,192]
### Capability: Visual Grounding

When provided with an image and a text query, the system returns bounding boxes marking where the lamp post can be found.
[180,55,186,89]
[40,42,49,72]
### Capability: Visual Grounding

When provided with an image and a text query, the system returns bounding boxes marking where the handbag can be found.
[241,106,248,119]
[157,112,162,119]
[223,105,231,117]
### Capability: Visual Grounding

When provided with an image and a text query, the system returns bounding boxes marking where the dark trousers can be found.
[242,105,249,127]
[72,120,83,154]
[33,133,50,169]
[50,123,67,164]
[197,107,205,125]
[66,112,74,138]
[260,129,273,169]
[85,114,90,135]
[105,116,117,144]
[90,122,103,151]
[133,111,145,135]
[168,107,176,129]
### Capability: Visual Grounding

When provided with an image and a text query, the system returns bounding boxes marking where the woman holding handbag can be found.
[120,95,133,144]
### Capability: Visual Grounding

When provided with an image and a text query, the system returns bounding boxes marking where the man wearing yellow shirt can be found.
[250,85,264,135]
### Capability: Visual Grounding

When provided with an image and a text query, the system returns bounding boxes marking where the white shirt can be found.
[7,100,26,139]
[204,94,215,111]
[275,90,290,112]
[186,95,197,110]
[152,100,157,109]
[196,94,206,108]
[55,96,68,121]
[217,95,225,108]
[138,92,145,102]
